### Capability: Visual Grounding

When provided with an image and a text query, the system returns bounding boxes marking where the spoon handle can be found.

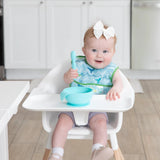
[71,51,76,69]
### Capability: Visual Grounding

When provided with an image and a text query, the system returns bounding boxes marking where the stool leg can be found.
[43,148,51,160]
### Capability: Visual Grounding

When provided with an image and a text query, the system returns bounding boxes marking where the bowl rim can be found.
[63,86,93,93]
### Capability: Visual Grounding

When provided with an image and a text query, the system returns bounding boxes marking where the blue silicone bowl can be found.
[60,87,93,107]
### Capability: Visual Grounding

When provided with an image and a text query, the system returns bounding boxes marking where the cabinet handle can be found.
[40,1,43,4]
[89,1,93,5]
[82,2,86,5]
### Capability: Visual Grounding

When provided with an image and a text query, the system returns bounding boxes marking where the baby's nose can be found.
[97,51,103,57]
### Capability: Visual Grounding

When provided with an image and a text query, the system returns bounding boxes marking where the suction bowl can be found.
[60,87,93,107]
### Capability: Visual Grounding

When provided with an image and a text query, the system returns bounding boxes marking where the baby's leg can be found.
[49,113,74,160]
[89,114,113,160]
[89,113,107,146]
[52,113,74,148]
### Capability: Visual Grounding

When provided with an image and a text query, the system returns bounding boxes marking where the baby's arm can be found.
[64,68,79,84]
[106,69,123,100]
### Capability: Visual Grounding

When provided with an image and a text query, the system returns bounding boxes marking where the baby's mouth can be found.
[95,60,103,63]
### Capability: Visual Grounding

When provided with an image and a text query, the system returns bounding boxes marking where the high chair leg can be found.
[107,140,111,148]
[114,148,124,160]
[109,133,124,160]
[43,148,51,160]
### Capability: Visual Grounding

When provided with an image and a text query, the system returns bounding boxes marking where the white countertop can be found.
[0,81,30,134]
[0,81,29,108]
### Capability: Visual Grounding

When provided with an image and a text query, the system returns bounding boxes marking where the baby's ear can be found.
[82,47,86,55]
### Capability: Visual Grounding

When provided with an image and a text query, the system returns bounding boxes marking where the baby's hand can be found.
[64,68,79,84]
[106,86,121,101]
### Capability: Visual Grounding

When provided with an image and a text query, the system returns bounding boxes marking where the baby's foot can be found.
[48,153,63,160]
[91,147,113,160]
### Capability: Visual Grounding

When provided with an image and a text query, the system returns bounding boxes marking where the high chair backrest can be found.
[37,60,70,94]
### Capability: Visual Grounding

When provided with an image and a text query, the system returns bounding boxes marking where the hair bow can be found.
[93,21,115,40]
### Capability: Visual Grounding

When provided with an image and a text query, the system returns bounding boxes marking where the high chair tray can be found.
[23,89,134,112]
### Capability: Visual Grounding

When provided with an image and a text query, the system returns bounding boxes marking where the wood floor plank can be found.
[146,81,160,116]
[8,113,25,135]
[142,136,160,160]
[12,119,42,144]
[8,134,16,146]
[137,114,160,136]
[118,114,144,154]
[9,143,36,160]
[124,154,146,160]
[134,94,156,115]
[64,140,92,160]
[124,154,147,160]
[34,129,48,153]
[141,80,160,121]
[24,109,42,121]
[31,152,45,160]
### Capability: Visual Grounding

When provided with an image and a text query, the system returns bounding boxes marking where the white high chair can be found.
[23,60,135,160]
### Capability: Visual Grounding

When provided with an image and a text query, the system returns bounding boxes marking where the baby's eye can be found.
[103,50,109,54]
[92,49,97,52]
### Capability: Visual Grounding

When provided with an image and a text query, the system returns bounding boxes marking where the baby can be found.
[49,20,123,160]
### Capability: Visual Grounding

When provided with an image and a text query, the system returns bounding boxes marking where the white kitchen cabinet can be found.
[4,0,46,69]
[46,0,87,68]
[46,0,130,69]
[132,1,160,70]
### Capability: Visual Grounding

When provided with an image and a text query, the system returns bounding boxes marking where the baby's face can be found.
[82,37,115,69]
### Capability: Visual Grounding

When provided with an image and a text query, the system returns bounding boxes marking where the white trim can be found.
[5,69,50,79]
[122,69,160,80]
[5,69,160,80]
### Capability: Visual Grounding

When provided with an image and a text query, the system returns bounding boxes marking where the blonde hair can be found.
[83,24,117,46]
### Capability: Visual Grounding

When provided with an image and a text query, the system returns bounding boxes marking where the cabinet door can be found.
[4,0,46,69]
[88,1,130,69]
[132,1,160,70]
[46,0,87,68]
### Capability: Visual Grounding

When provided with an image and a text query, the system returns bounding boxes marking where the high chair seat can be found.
[23,60,135,160]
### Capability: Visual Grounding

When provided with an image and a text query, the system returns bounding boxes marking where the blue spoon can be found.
[60,51,76,100]
[71,51,76,69]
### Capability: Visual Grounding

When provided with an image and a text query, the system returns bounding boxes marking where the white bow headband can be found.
[93,21,115,40]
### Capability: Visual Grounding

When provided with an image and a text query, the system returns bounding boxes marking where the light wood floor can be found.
[8,80,160,160]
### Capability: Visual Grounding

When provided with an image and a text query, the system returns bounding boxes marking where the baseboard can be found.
[5,69,160,80]
[5,69,50,80]
[122,69,160,80]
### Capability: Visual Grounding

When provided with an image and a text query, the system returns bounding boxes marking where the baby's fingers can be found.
[112,92,120,100]
[112,92,117,101]
[116,92,120,99]
[106,91,120,101]
[106,92,112,100]
[70,69,79,79]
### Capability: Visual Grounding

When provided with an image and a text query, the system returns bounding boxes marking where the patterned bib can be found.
[71,56,119,94]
